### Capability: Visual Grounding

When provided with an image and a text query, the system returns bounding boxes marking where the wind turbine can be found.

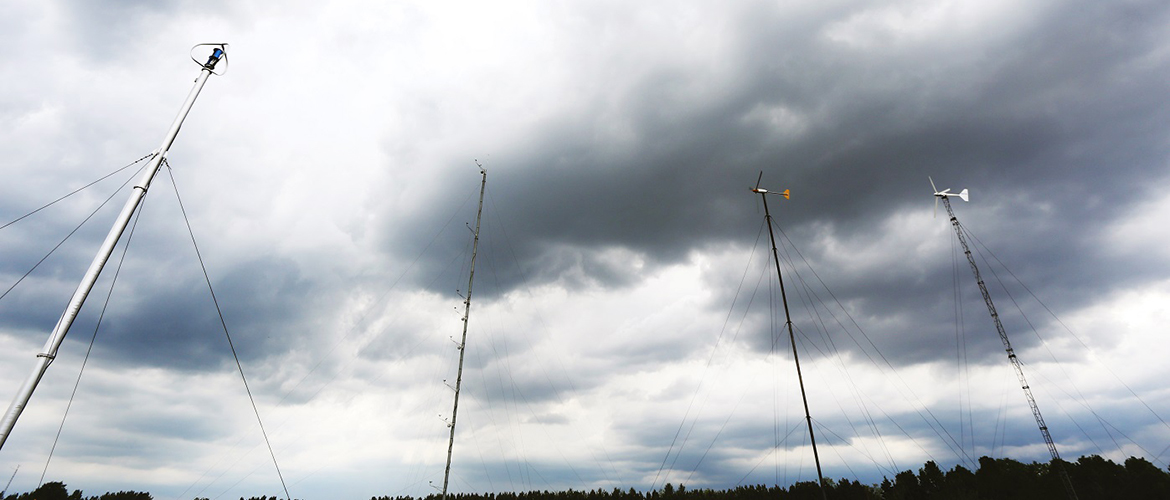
[930,176,968,217]
[750,173,826,500]
[751,171,790,198]
[931,176,1078,499]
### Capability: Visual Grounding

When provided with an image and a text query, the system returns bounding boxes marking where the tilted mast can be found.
[0,45,228,451]
[752,175,828,500]
[935,184,1078,500]
[441,165,487,499]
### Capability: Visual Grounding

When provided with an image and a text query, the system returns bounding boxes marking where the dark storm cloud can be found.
[728,227,1092,366]
[2,163,324,372]
[387,0,1170,284]
[381,0,1170,370]
[86,255,319,370]
[0,183,154,338]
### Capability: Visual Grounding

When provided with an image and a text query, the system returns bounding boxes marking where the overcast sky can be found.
[2,0,1169,499]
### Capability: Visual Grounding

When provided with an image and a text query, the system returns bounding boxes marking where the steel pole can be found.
[754,184,827,500]
[0,47,226,450]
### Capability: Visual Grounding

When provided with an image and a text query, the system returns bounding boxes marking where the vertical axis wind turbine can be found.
[931,177,1078,500]
[751,174,827,500]
[0,44,229,451]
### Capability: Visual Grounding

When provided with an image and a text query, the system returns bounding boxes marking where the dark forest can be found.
[5,454,1168,500]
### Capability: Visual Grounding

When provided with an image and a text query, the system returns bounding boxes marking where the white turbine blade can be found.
[934,196,938,218]
[958,188,969,202]
[929,176,938,193]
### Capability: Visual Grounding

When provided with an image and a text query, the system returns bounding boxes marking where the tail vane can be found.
[930,177,969,214]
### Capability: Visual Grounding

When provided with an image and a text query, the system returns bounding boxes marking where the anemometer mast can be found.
[441,165,487,500]
[0,45,228,451]
[752,174,827,500]
[935,183,1077,500]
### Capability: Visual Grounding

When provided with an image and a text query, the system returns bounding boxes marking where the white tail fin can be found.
[958,188,969,202]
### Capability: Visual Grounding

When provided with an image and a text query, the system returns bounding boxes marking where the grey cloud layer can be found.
[374,0,1170,367]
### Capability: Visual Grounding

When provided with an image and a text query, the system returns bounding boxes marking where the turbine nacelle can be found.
[752,172,790,199]
[933,187,969,202]
[750,187,790,199]
[929,176,968,217]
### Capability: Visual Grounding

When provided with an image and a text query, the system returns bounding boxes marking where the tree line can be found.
[1,482,150,500]
[379,455,1170,500]
[6,454,1169,500]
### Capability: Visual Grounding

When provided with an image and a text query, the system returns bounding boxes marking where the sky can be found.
[2,0,1169,498]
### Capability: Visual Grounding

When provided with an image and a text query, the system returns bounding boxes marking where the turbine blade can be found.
[755,171,763,191]
[929,176,938,193]
[934,196,938,218]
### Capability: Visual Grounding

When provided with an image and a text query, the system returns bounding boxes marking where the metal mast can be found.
[441,165,487,500]
[939,195,1078,500]
[752,176,827,500]
[1,465,17,498]
[0,45,228,451]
